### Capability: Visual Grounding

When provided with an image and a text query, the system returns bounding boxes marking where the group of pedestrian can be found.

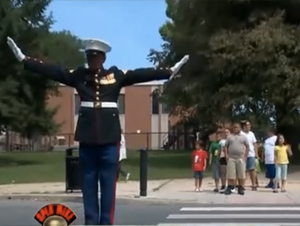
[192,120,293,195]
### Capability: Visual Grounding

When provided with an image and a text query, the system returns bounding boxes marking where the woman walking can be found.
[119,130,130,181]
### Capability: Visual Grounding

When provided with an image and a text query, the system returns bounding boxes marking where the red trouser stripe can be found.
[110,142,120,224]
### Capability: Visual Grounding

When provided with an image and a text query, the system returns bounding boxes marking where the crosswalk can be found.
[157,205,300,226]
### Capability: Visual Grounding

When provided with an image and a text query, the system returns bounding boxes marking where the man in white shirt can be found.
[263,128,277,188]
[241,120,258,190]
[119,129,130,181]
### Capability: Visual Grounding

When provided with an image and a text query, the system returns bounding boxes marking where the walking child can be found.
[273,134,293,193]
[192,140,208,192]
[119,129,130,181]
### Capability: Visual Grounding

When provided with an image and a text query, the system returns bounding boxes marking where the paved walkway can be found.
[0,175,300,204]
[154,178,300,204]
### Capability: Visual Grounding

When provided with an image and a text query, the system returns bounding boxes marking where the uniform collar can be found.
[84,63,105,73]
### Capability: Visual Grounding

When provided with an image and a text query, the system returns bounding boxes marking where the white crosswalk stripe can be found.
[157,206,300,226]
[158,224,300,226]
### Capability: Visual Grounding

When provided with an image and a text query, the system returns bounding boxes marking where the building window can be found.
[152,93,169,114]
[152,93,159,114]
[118,94,125,114]
[162,103,169,114]
[74,94,80,115]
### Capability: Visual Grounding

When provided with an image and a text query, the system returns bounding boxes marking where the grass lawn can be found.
[0,150,195,184]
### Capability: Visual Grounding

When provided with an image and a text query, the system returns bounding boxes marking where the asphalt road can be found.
[1,198,300,225]
[0,198,180,225]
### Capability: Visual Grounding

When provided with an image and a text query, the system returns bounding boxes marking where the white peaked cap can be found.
[82,38,112,54]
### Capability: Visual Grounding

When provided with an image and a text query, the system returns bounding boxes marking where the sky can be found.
[47,0,168,69]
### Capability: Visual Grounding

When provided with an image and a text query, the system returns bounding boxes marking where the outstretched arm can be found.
[120,68,172,87]
[23,57,76,87]
[120,55,189,87]
[7,37,76,87]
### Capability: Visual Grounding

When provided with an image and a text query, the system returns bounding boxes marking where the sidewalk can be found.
[153,178,300,204]
[1,176,300,204]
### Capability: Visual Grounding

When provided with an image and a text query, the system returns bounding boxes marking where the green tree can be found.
[18,30,85,138]
[0,0,53,137]
[208,11,300,158]
[151,0,300,118]
[0,1,84,142]
[152,0,300,157]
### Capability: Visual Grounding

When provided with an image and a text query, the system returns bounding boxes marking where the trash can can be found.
[65,146,81,193]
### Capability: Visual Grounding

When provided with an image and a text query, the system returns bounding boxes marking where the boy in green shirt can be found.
[209,133,222,192]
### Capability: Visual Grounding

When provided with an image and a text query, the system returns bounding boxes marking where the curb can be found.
[0,194,200,204]
[0,193,299,204]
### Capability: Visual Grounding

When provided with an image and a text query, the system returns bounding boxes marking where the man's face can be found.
[86,51,106,71]
[223,129,230,138]
[233,124,240,134]
[244,121,251,132]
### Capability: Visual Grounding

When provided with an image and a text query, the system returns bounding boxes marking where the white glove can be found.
[7,37,26,62]
[170,55,189,79]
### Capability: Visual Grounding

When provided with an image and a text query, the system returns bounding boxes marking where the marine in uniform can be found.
[6,37,189,225]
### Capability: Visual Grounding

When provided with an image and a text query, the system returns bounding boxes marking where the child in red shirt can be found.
[192,140,208,192]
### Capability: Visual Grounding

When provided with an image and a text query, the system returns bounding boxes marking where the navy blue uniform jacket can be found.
[23,57,172,145]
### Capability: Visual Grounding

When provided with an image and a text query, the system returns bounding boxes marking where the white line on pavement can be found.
[180,207,300,211]
[167,214,300,219]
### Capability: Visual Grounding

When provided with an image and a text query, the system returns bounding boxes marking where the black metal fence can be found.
[0,132,75,152]
[0,129,269,152]
[123,132,197,150]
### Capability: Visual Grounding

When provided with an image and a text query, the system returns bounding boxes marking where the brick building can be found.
[47,81,170,150]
